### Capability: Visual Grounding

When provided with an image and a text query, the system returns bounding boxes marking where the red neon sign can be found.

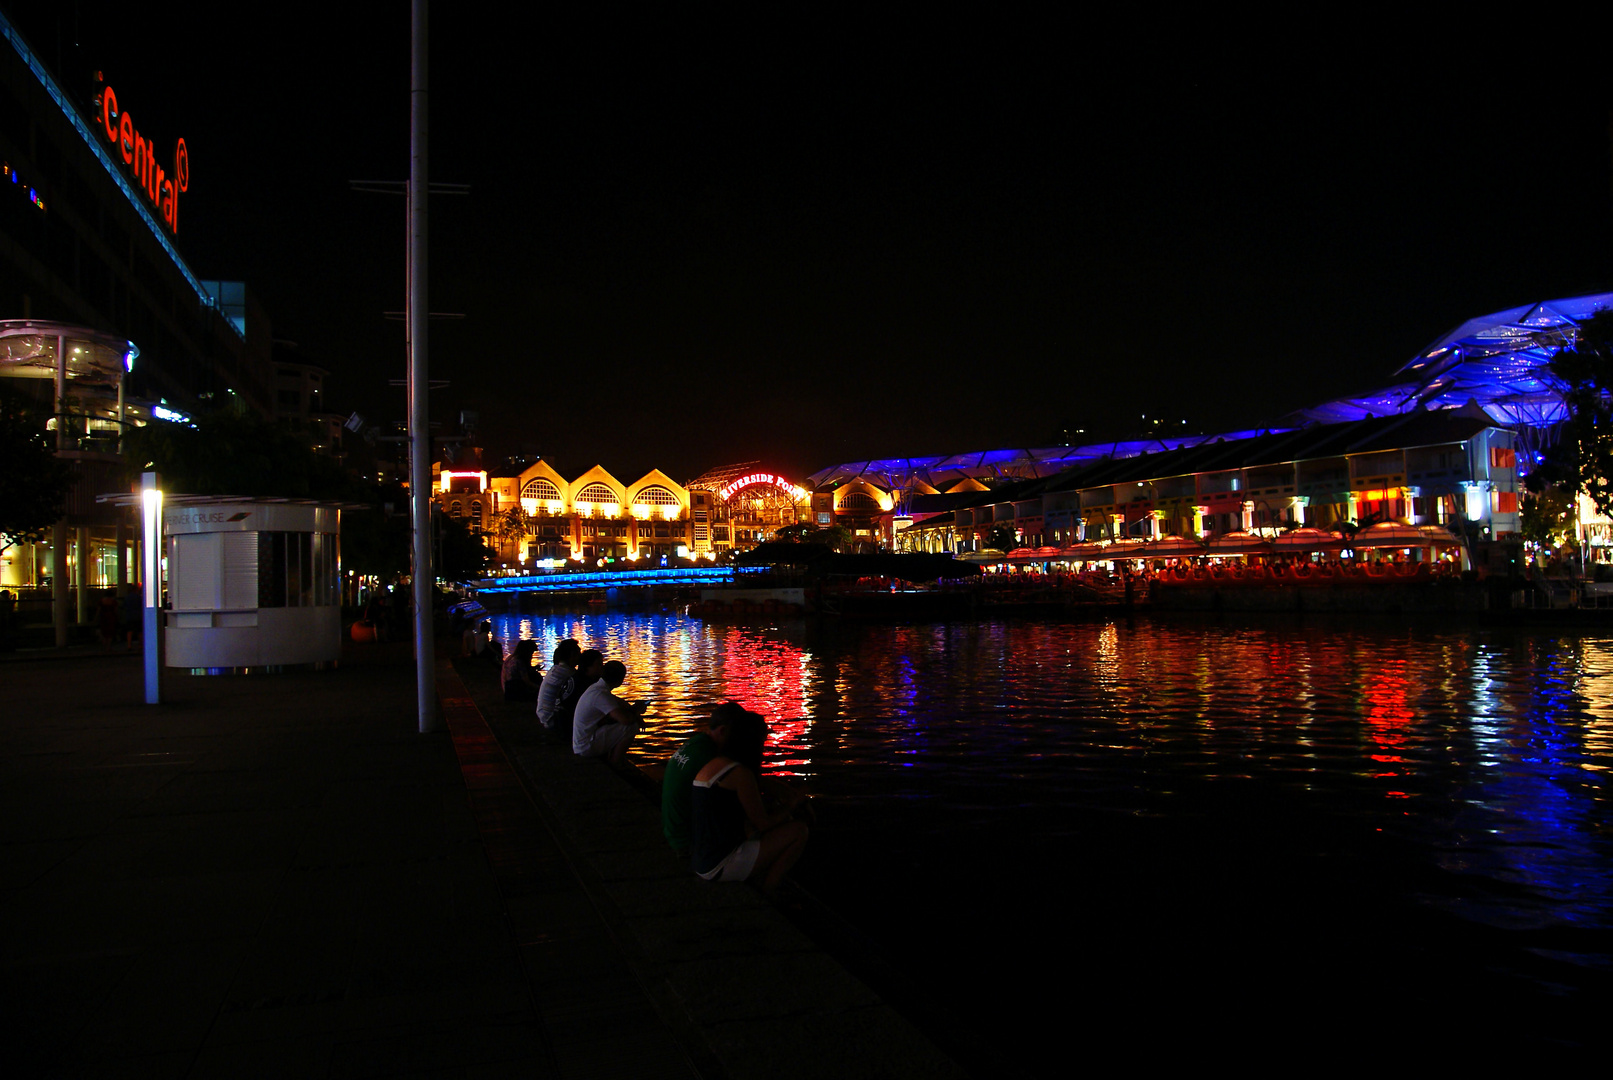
[96,77,187,234]
[718,472,807,502]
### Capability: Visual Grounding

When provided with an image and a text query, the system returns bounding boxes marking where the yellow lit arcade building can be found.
[468,460,813,566]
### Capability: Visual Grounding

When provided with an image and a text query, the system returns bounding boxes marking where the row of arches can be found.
[494,464,692,521]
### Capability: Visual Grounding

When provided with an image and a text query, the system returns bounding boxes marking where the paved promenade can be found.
[0,640,960,1078]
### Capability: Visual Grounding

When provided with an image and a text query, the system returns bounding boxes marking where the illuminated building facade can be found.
[459,460,815,568]
[1,14,273,597]
[892,411,1520,555]
[685,463,813,554]
[481,462,696,566]
[819,294,1610,557]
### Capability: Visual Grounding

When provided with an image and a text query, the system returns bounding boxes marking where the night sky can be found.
[12,4,1613,482]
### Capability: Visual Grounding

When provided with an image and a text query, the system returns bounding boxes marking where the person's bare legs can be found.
[606,725,639,766]
[752,820,809,894]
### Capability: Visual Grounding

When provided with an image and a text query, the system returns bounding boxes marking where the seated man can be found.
[572,660,646,764]
[536,639,581,732]
[662,702,743,857]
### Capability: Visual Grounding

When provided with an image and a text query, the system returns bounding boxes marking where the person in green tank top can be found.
[662,702,743,856]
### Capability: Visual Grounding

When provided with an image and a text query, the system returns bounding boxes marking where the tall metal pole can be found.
[53,334,68,647]
[409,0,439,733]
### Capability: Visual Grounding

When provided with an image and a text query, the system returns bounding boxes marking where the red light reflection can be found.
[720,628,811,777]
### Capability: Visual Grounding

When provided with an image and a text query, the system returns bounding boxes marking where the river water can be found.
[493,610,1613,1065]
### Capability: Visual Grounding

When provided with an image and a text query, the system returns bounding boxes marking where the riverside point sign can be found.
[718,472,810,502]
[95,75,188,234]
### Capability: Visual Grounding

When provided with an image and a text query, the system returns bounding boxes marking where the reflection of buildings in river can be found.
[1444,637,1611,923]
[1577,641,1613,762]
[1360,658,1415,783]
[718,625,811,777]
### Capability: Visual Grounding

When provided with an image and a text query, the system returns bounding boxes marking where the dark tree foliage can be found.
[436,514,491,584]
[123,407,370,502]
[0,386,74,555]
[1519,486,1574,548]
[341,485,411,582]
[1530,310,1613,516]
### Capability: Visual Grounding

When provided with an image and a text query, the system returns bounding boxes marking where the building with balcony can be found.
[892,409,1520,557]
[1,14,274,621]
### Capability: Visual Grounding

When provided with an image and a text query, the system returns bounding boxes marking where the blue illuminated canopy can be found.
[810,293,1612,491]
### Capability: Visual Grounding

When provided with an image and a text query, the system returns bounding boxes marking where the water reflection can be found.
[493,611,1613,975]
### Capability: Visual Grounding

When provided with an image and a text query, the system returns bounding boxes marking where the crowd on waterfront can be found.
[491,634,810,892]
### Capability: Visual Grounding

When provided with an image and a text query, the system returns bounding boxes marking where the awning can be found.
[1140,535,1208,557]
[1207,531,1274,556]
[1273,527,1345,552]
[1352,523,1436,548]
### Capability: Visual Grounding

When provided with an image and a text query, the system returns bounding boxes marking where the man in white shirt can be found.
[572,660,645,764]
[537,639,581,733]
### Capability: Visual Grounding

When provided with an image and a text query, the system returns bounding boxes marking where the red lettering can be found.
[101,86,187,235]
[135,134,150,194]
[101,86,119,143]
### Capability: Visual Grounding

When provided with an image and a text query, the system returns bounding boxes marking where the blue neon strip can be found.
[0,12,241,339]
[477,567,737,593]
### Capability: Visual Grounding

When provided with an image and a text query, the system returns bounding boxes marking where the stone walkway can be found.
[0,641,960,1078]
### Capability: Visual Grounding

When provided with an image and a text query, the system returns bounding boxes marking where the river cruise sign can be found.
[95,74,187,234]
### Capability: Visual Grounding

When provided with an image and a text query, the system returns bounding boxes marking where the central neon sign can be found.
[718,472,809,502]
[96,75,187,234]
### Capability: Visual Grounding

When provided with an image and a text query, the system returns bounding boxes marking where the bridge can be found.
[476,566,740,595]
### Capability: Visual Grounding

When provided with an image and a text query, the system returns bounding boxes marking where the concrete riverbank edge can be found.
[440,655,964,1080]
[0,642,959,1077]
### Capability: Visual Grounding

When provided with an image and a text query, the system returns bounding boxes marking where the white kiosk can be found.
[163,499,343,672]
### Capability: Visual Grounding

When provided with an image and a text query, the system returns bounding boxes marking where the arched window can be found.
[449,500,463,517]
[839,491,878,511]
[575,482,618,504]
[632,486,680,507]
[522,477,560,501]
[470,500,482,520]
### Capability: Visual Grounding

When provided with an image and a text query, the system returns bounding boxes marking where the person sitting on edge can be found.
[501,639,542,702]
[572,660,646,764]
[662,702,743,857]
[536,639,581,732]
[690,709,809,895]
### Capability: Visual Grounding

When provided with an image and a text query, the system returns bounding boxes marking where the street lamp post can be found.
[140,471,162,704]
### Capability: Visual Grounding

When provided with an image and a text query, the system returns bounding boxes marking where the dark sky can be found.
[12,4,1613,482]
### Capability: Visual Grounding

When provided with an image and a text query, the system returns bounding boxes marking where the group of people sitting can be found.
[499,635,810,892]
[660,701,811,894]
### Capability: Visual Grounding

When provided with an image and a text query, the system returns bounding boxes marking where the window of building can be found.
[257,532,339,608]
[575,482,618,504]
[839,491,878,511]
[522,477,560,501]
[633,485,680,507]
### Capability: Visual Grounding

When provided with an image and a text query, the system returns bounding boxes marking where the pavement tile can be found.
[664,949,882,1023]
[187,1033,339,1079]
[66,937,250,1057]
[48,1047,196,1079]
[706,1004,967,1080]
[323,1015,550,1078]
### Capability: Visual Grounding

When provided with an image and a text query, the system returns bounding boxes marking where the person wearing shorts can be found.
[689,709,808,895]
[571,660,645,764]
